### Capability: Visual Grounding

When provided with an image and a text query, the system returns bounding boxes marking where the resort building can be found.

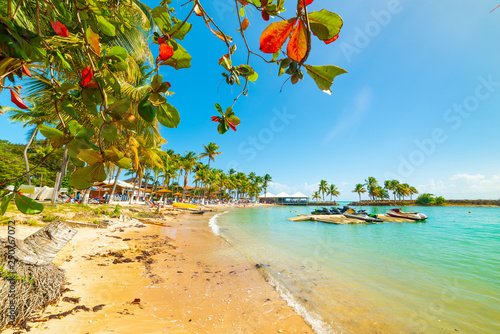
[258,192,309,205]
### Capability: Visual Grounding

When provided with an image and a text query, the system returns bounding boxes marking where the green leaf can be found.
[149,92,167,106]
[70,156,85,167]
[68,120,82,137]
[115,157,131,169]
[102,123,119,141]
[0,194,13,215]
[97,15,116,36]
[168,17,192,41]
[15,194,44,214]
[108,96,131,113]
[39,124,64,140]
[215,103,223,115]
[152,6,172,34]
[106,46,128,61]
[137,95,156,122]
[227,115,240,126]
[75,127,95,140]
[157,102,180,128]
[304,65,347,94]
[217,121,228,134]
[151,74,162,91]
[104,146,124,162]
[62,100,78,118]
[77,149,103,164]
[104,71,121,94]
[113,61,128,71]
[308,10,343,41]
[70,163,107,190]
[57,82,79,94]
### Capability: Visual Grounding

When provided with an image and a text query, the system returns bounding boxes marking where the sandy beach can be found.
[1,206,312,334]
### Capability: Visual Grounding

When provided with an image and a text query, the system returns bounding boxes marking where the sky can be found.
[1,0,500,200]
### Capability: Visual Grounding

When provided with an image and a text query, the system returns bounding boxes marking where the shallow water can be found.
[211,204,500,333]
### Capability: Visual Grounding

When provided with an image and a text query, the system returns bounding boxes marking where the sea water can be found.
[210,204,500,334]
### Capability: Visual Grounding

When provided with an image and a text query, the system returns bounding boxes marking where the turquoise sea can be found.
[210,203,500,334]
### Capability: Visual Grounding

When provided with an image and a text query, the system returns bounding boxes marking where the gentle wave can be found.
[208,211,228,235]
[267,275,335,334]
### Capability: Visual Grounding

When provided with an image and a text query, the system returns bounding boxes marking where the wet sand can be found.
[2,210,312,333]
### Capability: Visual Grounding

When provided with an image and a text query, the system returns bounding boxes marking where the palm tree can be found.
[199,142,222,202]
[328,184,340,202]
[364,177,379,201]
[262,174,272,198]
[352,183,366,201]
[409,186,418,200]
[180,151,197,199]
[312,191,321,202]
[318,180,329,201]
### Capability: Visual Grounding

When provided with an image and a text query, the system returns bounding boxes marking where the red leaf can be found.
[159,44,174,61]
[10,89,28,109]
[51,20,69,37]
[226,119,237,132]
[85,80,99,89]
[262,11,270,21]
[298,0,314,8]
[324,33,339,44]
[158,37,166,44]
[22,65,32,77]
[259,18,296,54]
[241,17,250,31]
[80,66,93,87]
[211,116,221,122]
[287,20,308,62]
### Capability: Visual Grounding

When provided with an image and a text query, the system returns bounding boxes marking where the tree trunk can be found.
[51,146,69,204]
[107,168,121,204]
[202,159,210,203]
[129,173,138,204]
[182,171,189,200]
[81,187,91,205]
[137,172,143,203]
[23,126,38,186]
[7,221,77,266]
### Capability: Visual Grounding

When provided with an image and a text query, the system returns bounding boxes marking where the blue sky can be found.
[2,0,500,199]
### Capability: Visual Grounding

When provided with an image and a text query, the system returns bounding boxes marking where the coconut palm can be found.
[364,176,379,201]
[180,151,197,199]
[327,184,340,202]
[199,142,222,201]
[409,186,418,200]
[262,174,272,198]
[352,183,366,201]
[318,180,329,201]
[312,191,321,202]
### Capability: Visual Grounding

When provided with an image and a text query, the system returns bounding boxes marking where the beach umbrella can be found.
[155,189,173,194]
[173,192,182,197]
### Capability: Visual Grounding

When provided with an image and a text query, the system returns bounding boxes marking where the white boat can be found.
[386,208,427,221]
[343,212,383,223]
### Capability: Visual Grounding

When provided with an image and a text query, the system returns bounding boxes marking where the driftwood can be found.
[0,221,77,328]
[12,220,77,266]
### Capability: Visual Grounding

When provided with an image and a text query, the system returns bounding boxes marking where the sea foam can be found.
[208,211,228,235]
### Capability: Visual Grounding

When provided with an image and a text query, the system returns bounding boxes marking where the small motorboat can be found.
[344,212,383,223]
[386,208,427,221]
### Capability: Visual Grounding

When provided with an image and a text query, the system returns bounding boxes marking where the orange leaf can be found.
[10,89,28,109]
[287,20,308,62]
[259,18,296,54]
[241,17,249,31]
[51,20,69,37]
[87,27,100,57]
[21,64,32,77]
[159,44,174,61]
[324,33,339,44]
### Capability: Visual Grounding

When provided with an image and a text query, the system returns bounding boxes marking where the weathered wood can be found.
[11,221,77,266]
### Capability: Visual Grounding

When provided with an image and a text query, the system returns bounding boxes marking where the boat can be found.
[311,207,334,215]
[172,203,201,210]
[343,212,383,223]
[386,208,427,221]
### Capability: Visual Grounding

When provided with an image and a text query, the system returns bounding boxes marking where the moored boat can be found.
[343,212,383,223]
[386,208,427,221]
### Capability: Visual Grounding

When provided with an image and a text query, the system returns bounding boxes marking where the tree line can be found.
[352,177,418,201]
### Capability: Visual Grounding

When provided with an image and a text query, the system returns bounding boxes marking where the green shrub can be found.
[434,196,446,205]
[415,193,435,205]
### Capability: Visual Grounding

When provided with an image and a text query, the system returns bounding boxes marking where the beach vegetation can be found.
[352,184,366,201]
[0,0,344,215]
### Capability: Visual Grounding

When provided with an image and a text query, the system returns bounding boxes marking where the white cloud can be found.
[449,174,485,182]
[418,178,447,194]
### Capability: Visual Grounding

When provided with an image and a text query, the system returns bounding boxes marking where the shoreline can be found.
[348,200,500,207]
[2,206,313,333]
